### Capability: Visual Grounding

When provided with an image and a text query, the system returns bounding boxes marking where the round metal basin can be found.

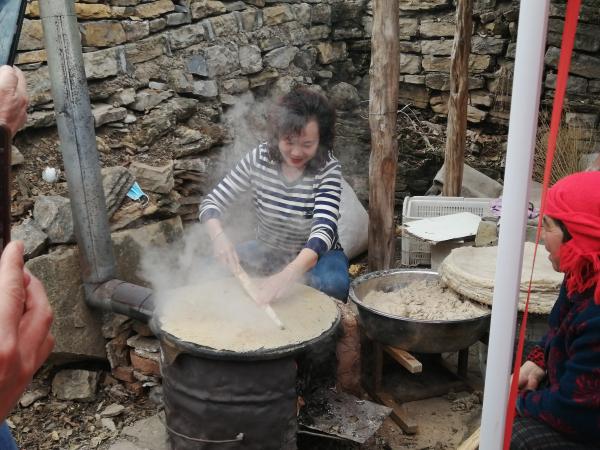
[150,310,341,362]
[349,269,491,353]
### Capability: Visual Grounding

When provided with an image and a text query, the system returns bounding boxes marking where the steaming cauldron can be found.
[148,283,341,450]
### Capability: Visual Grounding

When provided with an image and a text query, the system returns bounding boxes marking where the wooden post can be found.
[443,0,473,196]
[368,0,399,271]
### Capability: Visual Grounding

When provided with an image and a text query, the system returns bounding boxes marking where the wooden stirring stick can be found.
[234,269,285,330]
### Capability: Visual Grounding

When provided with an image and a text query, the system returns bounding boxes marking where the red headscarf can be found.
[544,171,600,304]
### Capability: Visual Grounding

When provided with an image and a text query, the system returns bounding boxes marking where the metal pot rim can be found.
[150,306,342,361]
[349,268,491,324]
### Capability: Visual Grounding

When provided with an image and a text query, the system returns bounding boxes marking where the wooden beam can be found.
[384,346,423,374]
[376,391,418,434]
[368,0,400,271]
[443,0,473,196]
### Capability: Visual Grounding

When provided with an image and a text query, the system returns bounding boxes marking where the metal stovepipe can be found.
[39,0,115,284]
[38,0,154,322]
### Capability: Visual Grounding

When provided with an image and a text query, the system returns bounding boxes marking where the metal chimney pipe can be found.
[39,0,116,285]
[38,0,155,322]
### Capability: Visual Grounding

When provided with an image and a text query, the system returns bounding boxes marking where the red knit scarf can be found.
[544,172,600,304]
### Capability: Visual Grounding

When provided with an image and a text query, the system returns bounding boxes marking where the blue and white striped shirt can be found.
[199,144,342,256]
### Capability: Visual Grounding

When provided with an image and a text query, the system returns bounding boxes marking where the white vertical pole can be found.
[479,1,549,449]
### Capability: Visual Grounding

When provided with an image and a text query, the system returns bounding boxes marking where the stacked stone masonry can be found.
[15,0,600,213]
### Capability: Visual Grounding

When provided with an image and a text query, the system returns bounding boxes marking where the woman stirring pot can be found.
[199,87,350,305]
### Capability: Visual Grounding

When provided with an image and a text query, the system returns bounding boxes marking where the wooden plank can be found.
[368,0,399,271]
[384,346,423,374]
[376,391,418,434]
[457,427,480,450]
[442,0,473,196]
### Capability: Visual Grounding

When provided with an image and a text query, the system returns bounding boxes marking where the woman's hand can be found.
[518,361,545,391]
[256,248,319,304]
[212,232,240,274]
[0,241,54,421]
[205,218,240,274]
[256,268,296,305]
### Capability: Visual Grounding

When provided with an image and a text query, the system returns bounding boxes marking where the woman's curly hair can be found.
[266,87,336,174]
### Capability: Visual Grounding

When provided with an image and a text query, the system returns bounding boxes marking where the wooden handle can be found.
[384,346,423,374]
[235,269,285,330]
[235,270,259,300]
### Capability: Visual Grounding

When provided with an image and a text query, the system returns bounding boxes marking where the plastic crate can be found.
[401,196,494,267]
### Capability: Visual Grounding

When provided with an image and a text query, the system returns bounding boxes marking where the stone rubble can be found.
[52,370,100,402]
[129,161,175,194]
[101,403,126,418]
[11,219,48,259]
[11,146,25,166]
[32,196,76,244]
[102,167,136,219]
[19,388,50,408]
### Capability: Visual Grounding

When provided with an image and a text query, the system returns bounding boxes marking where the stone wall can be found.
[389,0,600,132]
[16,0,376,219]
[13,0,600,224]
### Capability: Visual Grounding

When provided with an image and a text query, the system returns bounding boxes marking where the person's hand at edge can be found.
[0,66,28,136]
[0,241,54,421]
[517,360,545,392]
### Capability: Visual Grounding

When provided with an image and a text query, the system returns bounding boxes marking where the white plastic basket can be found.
[401,196,494,266]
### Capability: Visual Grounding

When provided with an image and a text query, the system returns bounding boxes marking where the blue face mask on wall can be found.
[127,181,149,207]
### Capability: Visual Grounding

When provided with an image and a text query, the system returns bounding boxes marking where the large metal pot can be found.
[147,293,341,450]
[349,269,490,353]
[149,297,341,361]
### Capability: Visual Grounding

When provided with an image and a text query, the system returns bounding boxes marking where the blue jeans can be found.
[236,240,350,301]
[0,422,17,450]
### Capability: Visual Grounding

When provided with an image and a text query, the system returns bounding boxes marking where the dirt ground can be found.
[7,363,158,450]
[298,393,482,450]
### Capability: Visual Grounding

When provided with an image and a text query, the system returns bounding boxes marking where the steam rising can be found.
[219,91,271,166]
[140,92,279,315]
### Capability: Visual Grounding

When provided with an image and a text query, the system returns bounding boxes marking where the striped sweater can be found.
[199,144,342,256]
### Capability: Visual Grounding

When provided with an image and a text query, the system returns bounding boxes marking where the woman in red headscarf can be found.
[511,172,600,449]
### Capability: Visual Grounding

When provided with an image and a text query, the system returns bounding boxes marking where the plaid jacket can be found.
[520,281,600,445]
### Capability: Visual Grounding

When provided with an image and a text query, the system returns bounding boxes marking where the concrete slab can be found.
[120,415,168,450]
[433,163,503,198]
[107,441,145,450]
